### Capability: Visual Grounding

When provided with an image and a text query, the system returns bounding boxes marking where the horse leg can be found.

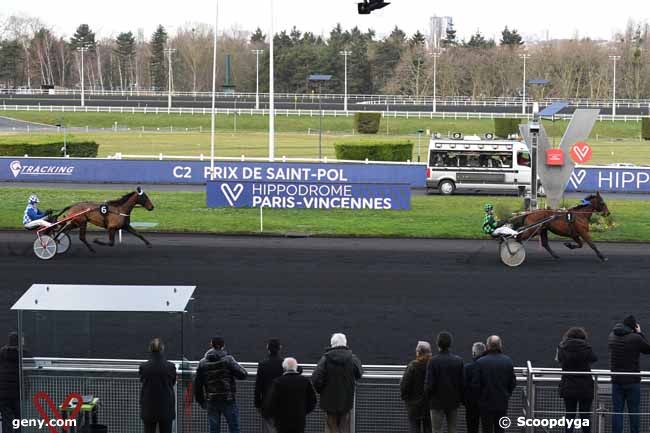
[564,237,583,250]
[540,229,559,259]
[125,225,152,248]
[78,222,96,253]
[94,228,116,247]
[580,231,608,262]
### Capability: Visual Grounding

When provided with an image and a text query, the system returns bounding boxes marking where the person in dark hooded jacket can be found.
[194,337,249,433]
[311,333,363,433]
[0,332,30,433]
[556,327,597,433]
[139,338,177,433]
[608,315,650,433]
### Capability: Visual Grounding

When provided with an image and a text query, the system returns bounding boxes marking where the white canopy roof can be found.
[11,284,196,312]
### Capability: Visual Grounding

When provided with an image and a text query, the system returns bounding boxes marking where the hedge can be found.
[494,118,522,139]
[643,117,650,140]
[0,141,99,157]
[334,140,413,162]
[353,112,382,134]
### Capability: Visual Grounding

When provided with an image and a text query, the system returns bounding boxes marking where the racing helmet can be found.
[484,203,494,212]
[28,194,40,204]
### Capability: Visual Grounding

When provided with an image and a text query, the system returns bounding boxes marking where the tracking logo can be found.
[8,160,75,178]
[10,160,22,178]
[221,183,244,206]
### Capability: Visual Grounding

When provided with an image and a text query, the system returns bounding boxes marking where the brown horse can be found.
[56,187,155,253]
[514,192,610,262]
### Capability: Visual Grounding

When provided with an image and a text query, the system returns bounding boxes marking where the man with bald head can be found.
[471,336,516,433]
[265,358,317,433]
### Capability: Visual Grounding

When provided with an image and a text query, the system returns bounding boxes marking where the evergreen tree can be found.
[149,25,168,90]
[115,32,136,88]
[443,22,457,47]
[500,26,524,46]
[0,40,23,87]
[250,28,266,44]
[409,31,426,48]
[70,24,96,50]
[466,31,495,49]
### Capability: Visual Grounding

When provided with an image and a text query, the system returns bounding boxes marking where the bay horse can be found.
[513,192,610,262]
[56,187,155,253]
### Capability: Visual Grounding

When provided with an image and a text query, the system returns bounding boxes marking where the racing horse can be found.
[513,192,610,262]
[55,187,155,252]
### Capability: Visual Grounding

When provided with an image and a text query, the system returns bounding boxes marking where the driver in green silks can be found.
[482,203,518,238]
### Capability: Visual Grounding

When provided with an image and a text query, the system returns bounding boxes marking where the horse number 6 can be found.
[173,166,192,179]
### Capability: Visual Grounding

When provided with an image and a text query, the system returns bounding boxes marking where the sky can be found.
[2,0,648,42]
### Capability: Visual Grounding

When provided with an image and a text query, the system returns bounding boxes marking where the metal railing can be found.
[1,104,648,122]
[23,358,650,433]
[3,88,650,108]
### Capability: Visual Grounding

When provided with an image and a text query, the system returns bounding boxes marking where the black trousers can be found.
[143,420,173,433]
[564,398,592,433]
[481,410,507,433]
[0,399,21,433]
[466,403,481,433]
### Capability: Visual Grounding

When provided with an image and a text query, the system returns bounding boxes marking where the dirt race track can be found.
[1,232,648,368]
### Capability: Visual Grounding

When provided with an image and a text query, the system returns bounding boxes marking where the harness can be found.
[98,203,130,228]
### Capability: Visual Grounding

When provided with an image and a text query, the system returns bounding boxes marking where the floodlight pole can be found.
[519,53,531,115]
[340,50,351,112]
[530,107,540,210]
[252,49,264,110]
[432,50,441,113]
[609,55,621,119]
[210,2,219,179]
[77,46,89,107]
[164,48,176,110]
[269,0,275,160]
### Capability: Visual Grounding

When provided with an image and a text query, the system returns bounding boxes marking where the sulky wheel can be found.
[33,235,58,260]
[55,232,71,255]
[499,238,526,267]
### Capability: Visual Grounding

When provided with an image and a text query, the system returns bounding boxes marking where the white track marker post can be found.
[260,206,264,233]
[210,2,219,180]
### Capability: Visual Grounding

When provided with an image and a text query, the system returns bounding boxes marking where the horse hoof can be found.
[146,243,153,249]
[553,255,560,260]
[600,257,608,262]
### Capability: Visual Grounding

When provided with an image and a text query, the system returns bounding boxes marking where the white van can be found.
[426,136,532,195]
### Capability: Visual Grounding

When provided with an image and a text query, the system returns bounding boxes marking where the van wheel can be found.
[439,180,456,195]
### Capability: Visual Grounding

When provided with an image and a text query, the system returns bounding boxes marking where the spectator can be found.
[400,341,433,433]
[472,336,516,433]
[425,332,464,433]
[139,338,177,433]
[265,357,317,433]
[556,327,597,433]
[608,315,650,433]
[194,336,249,433]
[0,332,29,433]
[312,333,363,433]
[255,339,284,433]
[464,342,486,433]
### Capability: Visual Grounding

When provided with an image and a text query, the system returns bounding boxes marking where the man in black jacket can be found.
[0,333,23,433]
[471,336,516,433]
[311,333,363,433]
[400,341,433,433]
[139,338,177,433]
[464,342,486,433]
[425,332,464,433]
[608,315,650,433]
[255,339,284,433]
[194,337,249,433]
[265,357,317,433]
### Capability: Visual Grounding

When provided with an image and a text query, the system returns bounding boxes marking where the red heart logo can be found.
[33,391,84,433]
